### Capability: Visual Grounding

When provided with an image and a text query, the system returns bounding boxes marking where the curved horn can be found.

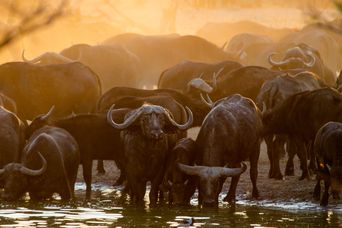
[164,106,193,130]
[268,52,289,66]
[218,163,247,177]
[20,151,47,176]
[106,104,143,129]
[200,93,213,108]
[178,163,205,176]
[304,52,316,68]
[187,78,213,93]
[22,50,42,63]
[211,67,224,89]
[41,106,55,121]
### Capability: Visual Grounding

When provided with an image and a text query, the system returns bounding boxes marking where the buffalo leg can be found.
[296,141,309,180]
[321,179,330,206]
[313,179,321,201]
[131,180,146,205]
[82,159,93,199]
[250,145,260,198]
[224,176,240,204]
[150,165,166,205]
[96,160,106,174]
[285,138,296,176]
[272,135,286,179]
[264,134,275,178]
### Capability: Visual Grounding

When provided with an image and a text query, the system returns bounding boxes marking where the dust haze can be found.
[0,0,339,63]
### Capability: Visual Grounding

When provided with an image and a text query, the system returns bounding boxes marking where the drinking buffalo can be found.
[0,107,25,188]
[313,122,342,206]
[178,94,262,207]
[25,106,130,199]
[0,126,80,201]
[161,137,197,205]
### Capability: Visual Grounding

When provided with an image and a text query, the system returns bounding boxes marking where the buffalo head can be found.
[107,104,193,140]
[268,46,316,70]
[178,163,247,207]
[0,152,47,201]
[25,106,55,139]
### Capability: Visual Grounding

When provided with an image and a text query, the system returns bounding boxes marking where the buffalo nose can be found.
[151,130,164,140]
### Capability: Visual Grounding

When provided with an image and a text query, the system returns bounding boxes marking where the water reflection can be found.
[0,182,341,227]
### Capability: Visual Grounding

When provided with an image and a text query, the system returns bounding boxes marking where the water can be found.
[0,183,341,227]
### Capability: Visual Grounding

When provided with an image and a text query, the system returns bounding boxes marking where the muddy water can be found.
[0,183,341,227]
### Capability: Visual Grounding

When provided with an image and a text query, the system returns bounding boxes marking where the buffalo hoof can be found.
[223,194,235,203]
[320,193,329,207]
[332,191,340,200]
[298,172,310,180]
[252,190,260,199]
[271,172,284,180]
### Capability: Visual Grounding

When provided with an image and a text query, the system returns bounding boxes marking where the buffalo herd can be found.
[0,20,342,208]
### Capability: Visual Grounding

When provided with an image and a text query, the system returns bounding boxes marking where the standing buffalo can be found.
[25,106,129,199]
[107,103,193,205]
[262,88,342,180]
[0,126,80,201]
[178,94,262,207]
[0,62,101,120]
[256,72,325,179]
[60,44,140,92]
[157,60,242,94]
[195,66,280,103]
[103,33,235,87]
[313,122,342,206]
[97,93,200,175]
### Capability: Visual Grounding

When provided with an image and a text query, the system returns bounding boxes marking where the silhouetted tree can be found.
[0,0,67,50]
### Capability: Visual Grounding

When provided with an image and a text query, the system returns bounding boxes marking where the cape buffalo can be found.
[0,126,80,201]
[0,107,25,187]
[107,103,193,205]
[157,60,242,94]
[103,33,235,87]
[25,106,129,199]
[313,122,342,206]
[195,66,280,103]
[178,94,262,207]
[263,88,342,180]
[256,72,325,179]
[0,62,101,120]
[268,43,336,86]
[60,44,140,92]
[160,137,197,205]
